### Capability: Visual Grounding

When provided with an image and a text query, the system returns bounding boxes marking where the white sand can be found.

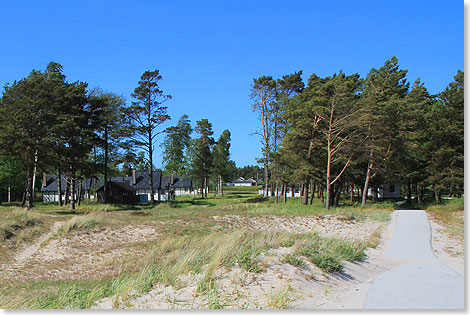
[94,213,401,309]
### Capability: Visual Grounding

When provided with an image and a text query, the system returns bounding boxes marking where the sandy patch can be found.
[0,224,159,283]
[427,212,464,276]
[94,214,396,309]
[212,214,382,241]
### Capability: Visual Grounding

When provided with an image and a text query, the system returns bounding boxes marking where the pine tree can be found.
[88,88,126,203]
[212,129,233,196]
[426,70,464,201]
[161,115,192,176]
[122,70,171,206]
[190,119,214,198]
[0,63,68,209]
[251,76,277,196]
[359,57,409,206]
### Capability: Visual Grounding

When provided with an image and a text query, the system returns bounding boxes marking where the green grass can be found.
[295,235,367,273]
[0,209,43,241]
[0,185,389,309]
[425,198,464,239]
[265,283,296,309]
[54,212,105,236]
[1,229,367,308]
[283,254,304,267]
[0,279,114,309]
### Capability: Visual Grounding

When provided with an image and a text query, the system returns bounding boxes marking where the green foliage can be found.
[0,209,43,241]
[283,254,304,267]
[54,213,104,236]
[121,69,172,205]
[161,115,193,176]
[190,119,215,196]
[212,129,234,181]
[237,247,263,273]
[299,249,343,273]
[295,235,367,273]
[0,156,25,202]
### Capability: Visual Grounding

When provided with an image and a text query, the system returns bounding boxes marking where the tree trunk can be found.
[361,164,371,206]
[362,149,373,206]
[264,164,269,197]
[435,187,441,203]
[201,178,204,198]
[24,161,35,210]
[70,177,76,211]
[407,179,412,201]
[220,176,223,196]
[204,177,208,198]
[57,169,63,206]
[283,183,287,203]
[350,183,354,203]
[65,176,70,205]
[325,180,331,209]
[31,150,38,200]
[21,191,26,208]
[418,184,424,205]
[275,182,279,203]
[302,182,309,205]
[310,182,315,205]
[104,126,109,203]
[372,186,378,203]
[449,177,455,198]
[334,182,342,206]
[78,180,83,206]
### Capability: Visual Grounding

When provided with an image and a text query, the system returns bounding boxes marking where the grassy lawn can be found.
[0,186,394,309]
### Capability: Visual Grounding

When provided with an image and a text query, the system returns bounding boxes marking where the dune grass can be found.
[0,228,368,309]
[425,198,464,239]
[0,209,43,241]
[54,212,106,237]
[0,185,390,309]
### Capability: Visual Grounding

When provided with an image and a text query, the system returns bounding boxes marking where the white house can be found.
[227,177,257,187]
[368,183,401,198]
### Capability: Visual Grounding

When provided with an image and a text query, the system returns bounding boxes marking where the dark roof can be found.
[161,175,192,189]
[133,171,162,190]
[41,175,99,192]
[41,170,194,193]
[172,178,192,189]
[231,177,256,184]
[97,180,135,192]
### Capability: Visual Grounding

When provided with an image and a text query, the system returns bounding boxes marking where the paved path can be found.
[364,210,464,309]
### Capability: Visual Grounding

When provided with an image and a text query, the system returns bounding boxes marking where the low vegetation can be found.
[426,198,464,240]
[0,209,43,241]
[54,212,105,237]
[0,187,393,309]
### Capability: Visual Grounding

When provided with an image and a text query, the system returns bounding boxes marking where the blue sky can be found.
[0,0,463,169]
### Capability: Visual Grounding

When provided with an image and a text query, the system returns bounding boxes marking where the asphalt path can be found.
[364,210,464,309]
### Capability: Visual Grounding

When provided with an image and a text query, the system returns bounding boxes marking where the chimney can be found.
[171,174,175,185]
[132,169,136,185]
[42,173,47,187]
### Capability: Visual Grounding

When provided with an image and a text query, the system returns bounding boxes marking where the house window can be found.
[389,184,395,193]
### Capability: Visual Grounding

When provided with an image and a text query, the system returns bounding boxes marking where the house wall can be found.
[258,188,300,198]
[367,184,401,198]
[42,191,94,203]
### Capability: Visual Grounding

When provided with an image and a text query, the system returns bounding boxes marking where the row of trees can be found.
[161,117,236,198]
[0,62,240,209]
[252,57,463,208]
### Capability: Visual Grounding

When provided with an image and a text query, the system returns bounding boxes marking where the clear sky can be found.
[0,0,463,169]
